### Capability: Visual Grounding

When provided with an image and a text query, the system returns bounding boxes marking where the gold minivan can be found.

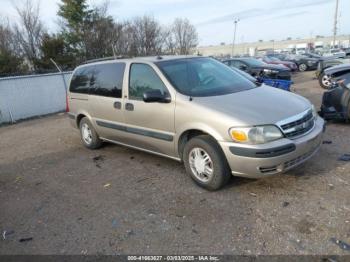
[68,56,325,190]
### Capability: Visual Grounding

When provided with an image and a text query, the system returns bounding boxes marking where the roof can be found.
[78,55,201,68]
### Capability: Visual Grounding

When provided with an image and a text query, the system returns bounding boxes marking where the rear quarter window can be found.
[69,66,94,94]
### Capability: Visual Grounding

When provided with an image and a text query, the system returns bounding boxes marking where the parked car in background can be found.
[323,49,346,59]
[316,59,345,88]
[301,52,323,60]
[262,56,298,71]
[68,56,324,190]
[223,57,291,80]
[229,64,292,91]
[342,48,350,57]
[318,63,350,89]
[320,79,350,121]
[283,54,319,72]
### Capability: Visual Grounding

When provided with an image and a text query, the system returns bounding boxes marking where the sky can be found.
[1,0,349,46]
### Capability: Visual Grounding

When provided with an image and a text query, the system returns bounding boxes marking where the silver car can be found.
[67,56,325,190]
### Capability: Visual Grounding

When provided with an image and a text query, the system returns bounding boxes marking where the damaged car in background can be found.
[223,57,291,80]
[261,56,298,72]
[317,59,347,89]
[319,64,350,121]
[223,58,292,91]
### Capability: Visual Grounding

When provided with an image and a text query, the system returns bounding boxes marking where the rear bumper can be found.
[67,112,77,128]
[219,117,325,178]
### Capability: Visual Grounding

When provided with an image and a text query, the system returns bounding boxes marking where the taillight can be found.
[66,94,69,112]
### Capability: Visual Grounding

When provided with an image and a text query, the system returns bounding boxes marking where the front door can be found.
[122,63,176,157]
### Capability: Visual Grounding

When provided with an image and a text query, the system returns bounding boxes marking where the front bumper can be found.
[219,117,325,178]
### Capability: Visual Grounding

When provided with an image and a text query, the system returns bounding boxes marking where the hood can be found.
[274,61,295,66]
[325,63,350,75]
[192,85,311,126]
[252,64,289,71]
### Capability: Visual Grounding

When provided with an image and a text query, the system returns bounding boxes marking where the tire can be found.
[318,72,332,89]
[79,117,103,149]
[183,135,231,191]
[298,63,308,72]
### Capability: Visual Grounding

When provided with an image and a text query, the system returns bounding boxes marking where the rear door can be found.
[88,62,128,141]
[122,63,176,157]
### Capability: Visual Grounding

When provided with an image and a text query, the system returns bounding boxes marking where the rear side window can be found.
[90,63,125,98]
[129,63,168,100]
[69,66,93,94]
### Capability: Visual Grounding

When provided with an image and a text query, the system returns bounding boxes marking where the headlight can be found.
[263,69,279,74]
[229,125,283,144]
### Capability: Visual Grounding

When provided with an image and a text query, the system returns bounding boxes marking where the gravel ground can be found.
[0,71,349,255]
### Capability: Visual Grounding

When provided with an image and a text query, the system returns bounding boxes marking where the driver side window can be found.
[129,63,168,100]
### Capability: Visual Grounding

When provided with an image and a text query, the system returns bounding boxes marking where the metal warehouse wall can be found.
[0,72,72,125]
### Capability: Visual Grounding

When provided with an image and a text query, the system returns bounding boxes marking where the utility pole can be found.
[231,19,239,57]
[332,0,339,48]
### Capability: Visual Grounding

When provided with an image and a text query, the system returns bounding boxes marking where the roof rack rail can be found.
[81,56,128,65]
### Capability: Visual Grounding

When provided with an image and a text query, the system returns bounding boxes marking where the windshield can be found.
[156,57,256,97]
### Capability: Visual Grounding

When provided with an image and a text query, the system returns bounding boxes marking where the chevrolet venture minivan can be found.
[68,56,325,190]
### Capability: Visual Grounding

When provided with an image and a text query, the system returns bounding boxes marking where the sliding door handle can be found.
[125,103,134,111]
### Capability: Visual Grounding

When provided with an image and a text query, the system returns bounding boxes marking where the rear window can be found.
[156,57,256,97]
[90,63,125,98]
[69,66,94,94]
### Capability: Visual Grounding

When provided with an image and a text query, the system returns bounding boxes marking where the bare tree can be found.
[162,25,176,55]
[13,0,45,69]
[0,18,18,54]
[128,15,163,56]
[82,3,117,59]
[0,17,26,75]
[172,18,198,55]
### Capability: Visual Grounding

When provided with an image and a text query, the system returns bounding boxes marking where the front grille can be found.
[278,110,315,139]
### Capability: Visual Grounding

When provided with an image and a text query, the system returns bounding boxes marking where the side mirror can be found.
[143,89,171,103]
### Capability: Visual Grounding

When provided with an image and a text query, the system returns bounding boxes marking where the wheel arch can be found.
[177,127,223,161]
[75,111,94,128]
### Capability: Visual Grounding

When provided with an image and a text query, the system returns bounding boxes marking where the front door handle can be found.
[125,103,134,111]
[114,101,122,109]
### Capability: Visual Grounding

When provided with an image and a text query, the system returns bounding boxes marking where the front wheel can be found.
[318,73,332,89]
[298,63,308,72]
[183,135,231,191]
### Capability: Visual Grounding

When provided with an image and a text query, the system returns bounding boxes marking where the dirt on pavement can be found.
[0,71,350,255]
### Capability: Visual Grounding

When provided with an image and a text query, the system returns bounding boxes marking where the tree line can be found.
[0,0,198,77]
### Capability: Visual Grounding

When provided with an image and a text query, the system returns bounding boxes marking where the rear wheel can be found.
[79,117,103,149]
[298,63,307,72]
[183,135,231,191]
[319,73,331,89]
